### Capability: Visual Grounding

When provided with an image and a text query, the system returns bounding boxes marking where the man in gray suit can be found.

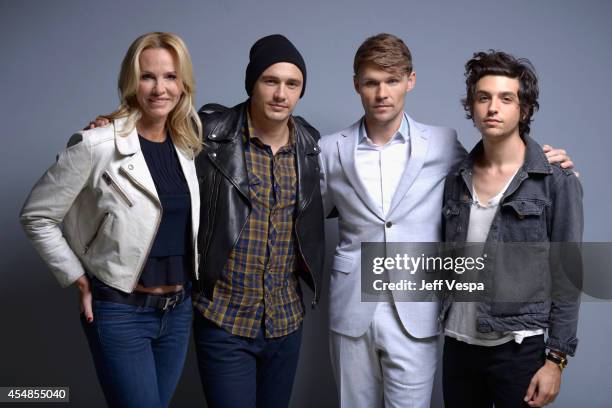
[318,34,573,408]
[319,32,464,408]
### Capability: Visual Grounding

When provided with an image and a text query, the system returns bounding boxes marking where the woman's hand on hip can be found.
[75,275,93,323]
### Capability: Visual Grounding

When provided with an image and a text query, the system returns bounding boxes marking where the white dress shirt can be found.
[355,114,410,216]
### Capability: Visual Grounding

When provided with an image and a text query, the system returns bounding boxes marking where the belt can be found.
[92,284,190,311]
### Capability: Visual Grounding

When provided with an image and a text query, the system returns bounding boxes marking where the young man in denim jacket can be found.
[440,51,582,407]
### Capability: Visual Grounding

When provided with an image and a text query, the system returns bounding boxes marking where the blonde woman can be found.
[20,32,202,407]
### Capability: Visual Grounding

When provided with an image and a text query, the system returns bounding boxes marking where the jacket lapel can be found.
[338,120,385,220]
[386,115,430,217]
[114,120,160,202]
[175,146,200,234]
[204,105,250,202]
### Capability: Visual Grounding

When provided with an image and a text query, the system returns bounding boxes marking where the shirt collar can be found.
[359,113,410,146]
[244,111,296,151]
[457,134,552,176]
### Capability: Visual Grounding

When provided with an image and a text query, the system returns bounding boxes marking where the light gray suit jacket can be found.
[319,114,466,338]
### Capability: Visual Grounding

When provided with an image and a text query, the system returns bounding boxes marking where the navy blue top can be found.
[138,134,191,287]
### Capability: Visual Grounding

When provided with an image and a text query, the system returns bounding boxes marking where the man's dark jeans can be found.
[80,291,192,408]
[193,312,303,408]
[443,335,546,408]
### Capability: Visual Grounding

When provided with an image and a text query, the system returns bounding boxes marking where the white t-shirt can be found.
[444,170,544,346]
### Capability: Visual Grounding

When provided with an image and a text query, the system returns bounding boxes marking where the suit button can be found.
[385,221,393,228]
[210,134,217,139]
[210,152,217,158]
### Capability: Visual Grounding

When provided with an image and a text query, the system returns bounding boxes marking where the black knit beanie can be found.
[245,34,307,98]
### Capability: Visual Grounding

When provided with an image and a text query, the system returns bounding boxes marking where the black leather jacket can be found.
[195,101,324,306]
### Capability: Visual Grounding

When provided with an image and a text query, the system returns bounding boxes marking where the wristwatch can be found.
[546,350,568,372]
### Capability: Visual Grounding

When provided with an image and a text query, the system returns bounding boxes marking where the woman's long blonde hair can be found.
[105,32,202,157]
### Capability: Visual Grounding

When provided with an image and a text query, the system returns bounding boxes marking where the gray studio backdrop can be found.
[1,0,611,406]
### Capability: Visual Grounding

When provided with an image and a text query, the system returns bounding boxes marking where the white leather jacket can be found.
[20,117,200,293]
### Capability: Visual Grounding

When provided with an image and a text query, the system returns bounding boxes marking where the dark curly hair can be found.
[462,50,539,137]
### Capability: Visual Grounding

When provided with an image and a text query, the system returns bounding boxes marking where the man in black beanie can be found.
[192,34,324,408]
[245,34,307,98]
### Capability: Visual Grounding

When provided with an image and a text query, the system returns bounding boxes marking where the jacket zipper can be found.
[102,172,134,207]
[294,144,318,307]
[294,214,318,308]
[119,167,162,291]
[202,170,217,266]
[84,212,111,254]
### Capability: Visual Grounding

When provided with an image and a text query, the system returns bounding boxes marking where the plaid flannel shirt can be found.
[195,115,304,338]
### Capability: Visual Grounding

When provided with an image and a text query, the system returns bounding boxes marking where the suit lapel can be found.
[338,120,385,220]
[387,115,430,217]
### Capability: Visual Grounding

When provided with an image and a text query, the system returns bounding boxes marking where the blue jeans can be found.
[81,290,192,408]
[193,313,303,408]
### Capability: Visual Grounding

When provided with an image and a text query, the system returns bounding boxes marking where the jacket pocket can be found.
[102,171,134,207]
[502,199,547,241]
[503,199,545,218]
[83,212,112,254]
[332,253,354,274]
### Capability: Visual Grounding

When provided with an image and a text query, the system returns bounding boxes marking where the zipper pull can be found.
[102,172,112,185]
[102,172,134,207]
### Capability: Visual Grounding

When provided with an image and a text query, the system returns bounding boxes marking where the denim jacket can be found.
[440,135,583,355]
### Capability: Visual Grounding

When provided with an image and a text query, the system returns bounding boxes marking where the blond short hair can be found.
[353,33,413,77]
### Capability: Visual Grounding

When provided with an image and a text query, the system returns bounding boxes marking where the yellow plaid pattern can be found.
[195,115,304,338]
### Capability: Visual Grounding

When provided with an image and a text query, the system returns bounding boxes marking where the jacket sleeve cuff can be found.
[52,257,87,288]
[546,336,577,357]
